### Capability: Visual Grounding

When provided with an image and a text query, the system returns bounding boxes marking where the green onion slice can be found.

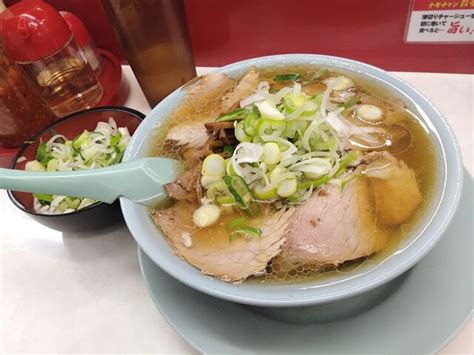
[35,142,50,165]
[256,119,287,141]
[243,112,259,136]
[223,175,251,209]
[274,73,302,82]
[72,131,90,150]
[223,175,259,217]
[216,108,248,122]
[229,226,262,241]
[340,96,361,110]
[226,216,247,231]
[110,132,122,147]
[335,150,361,176]
[223,145,235,155]
[33,193,54,205]
[297,175,331,190]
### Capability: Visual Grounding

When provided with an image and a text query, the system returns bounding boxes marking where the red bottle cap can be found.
[0,0,72,63]
[60,11,92,48]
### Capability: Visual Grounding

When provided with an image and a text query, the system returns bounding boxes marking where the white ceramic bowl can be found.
[121,54,463,307]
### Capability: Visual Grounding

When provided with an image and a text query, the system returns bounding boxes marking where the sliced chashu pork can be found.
[165,68,260,150]
[280,178,389,265]
[362,151,422,225]
[165,73,236,150]
[166,122,209,150]
[181,72,236,115]
[164,161,203,202]
[221,66,260,111]
[280,152,422,265]
[152,202,294,282]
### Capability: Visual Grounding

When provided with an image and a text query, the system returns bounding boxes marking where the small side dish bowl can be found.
[7,106,144,233]
[121,54,463,307]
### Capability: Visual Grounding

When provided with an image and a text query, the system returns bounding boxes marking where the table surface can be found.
[1,66,472,354]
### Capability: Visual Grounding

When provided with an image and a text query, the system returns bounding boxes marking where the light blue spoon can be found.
[0,158,181,205]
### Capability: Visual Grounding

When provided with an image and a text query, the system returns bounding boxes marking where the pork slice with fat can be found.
[221,66,260,111]
[361,151,422,225]
[164,161,203,202]
[165,68,260,152]
[280,178,389,265]
[164,72,237,150]
[152,203,295,282]
[166,122,209,149]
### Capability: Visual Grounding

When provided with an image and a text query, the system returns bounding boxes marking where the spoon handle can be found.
[0,158,179,204]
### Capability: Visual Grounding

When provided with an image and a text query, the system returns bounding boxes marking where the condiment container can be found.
[0,0,103,118]
[0,50,53,147]
[60,11,103,74]
[100,0,196,107]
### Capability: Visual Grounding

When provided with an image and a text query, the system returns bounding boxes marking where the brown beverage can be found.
[101,0,197,107]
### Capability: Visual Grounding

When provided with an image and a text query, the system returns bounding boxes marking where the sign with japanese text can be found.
[405,0,474,43]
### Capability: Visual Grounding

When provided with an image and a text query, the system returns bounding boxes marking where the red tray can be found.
[0,49,123,168]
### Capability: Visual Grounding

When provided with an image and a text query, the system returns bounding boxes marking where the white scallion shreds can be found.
[203,74,391,206]
[28,118,131,215]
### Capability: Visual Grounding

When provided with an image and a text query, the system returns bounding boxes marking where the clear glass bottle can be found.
[1,0,103,118]
[0,49,53,147]
[60,11,103,75]
[23,39,104,118]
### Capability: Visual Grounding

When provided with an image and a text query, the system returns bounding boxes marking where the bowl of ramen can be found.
[121,54,463,307]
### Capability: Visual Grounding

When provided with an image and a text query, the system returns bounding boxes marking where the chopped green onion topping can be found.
[223,175,259,217]
[229,226,262,241]
[27,118,131,215]
[256,118,286,140]
[226,216,247,231]
[252,104,261,117]
[297,175,331,190]
[35,142,49,165]
[340,96,361,110]
[72,131,90,150]
[197,75,382,210]
[112,149,125,165]
[110,132,122,146]
[235,122,252,142]
[274,73,302,82]
[216,108,248,122]
[223,145,235,155]
[335,150,361,176]
[223,175,251,209]
[33,193,53,204]
[243,112,259,136]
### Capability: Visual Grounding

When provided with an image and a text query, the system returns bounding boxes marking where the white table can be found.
[1,66,472,354]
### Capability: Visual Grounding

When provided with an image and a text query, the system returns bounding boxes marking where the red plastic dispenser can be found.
[0,0,103,118]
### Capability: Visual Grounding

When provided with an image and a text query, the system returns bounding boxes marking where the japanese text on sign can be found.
[405,0,474,42]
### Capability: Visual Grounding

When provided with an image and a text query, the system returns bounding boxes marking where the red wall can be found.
[5,0,474,73]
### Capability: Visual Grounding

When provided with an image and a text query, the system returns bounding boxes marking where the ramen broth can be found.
[150,66,437,283]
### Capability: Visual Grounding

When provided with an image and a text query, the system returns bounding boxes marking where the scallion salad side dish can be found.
[22,118,131,214]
